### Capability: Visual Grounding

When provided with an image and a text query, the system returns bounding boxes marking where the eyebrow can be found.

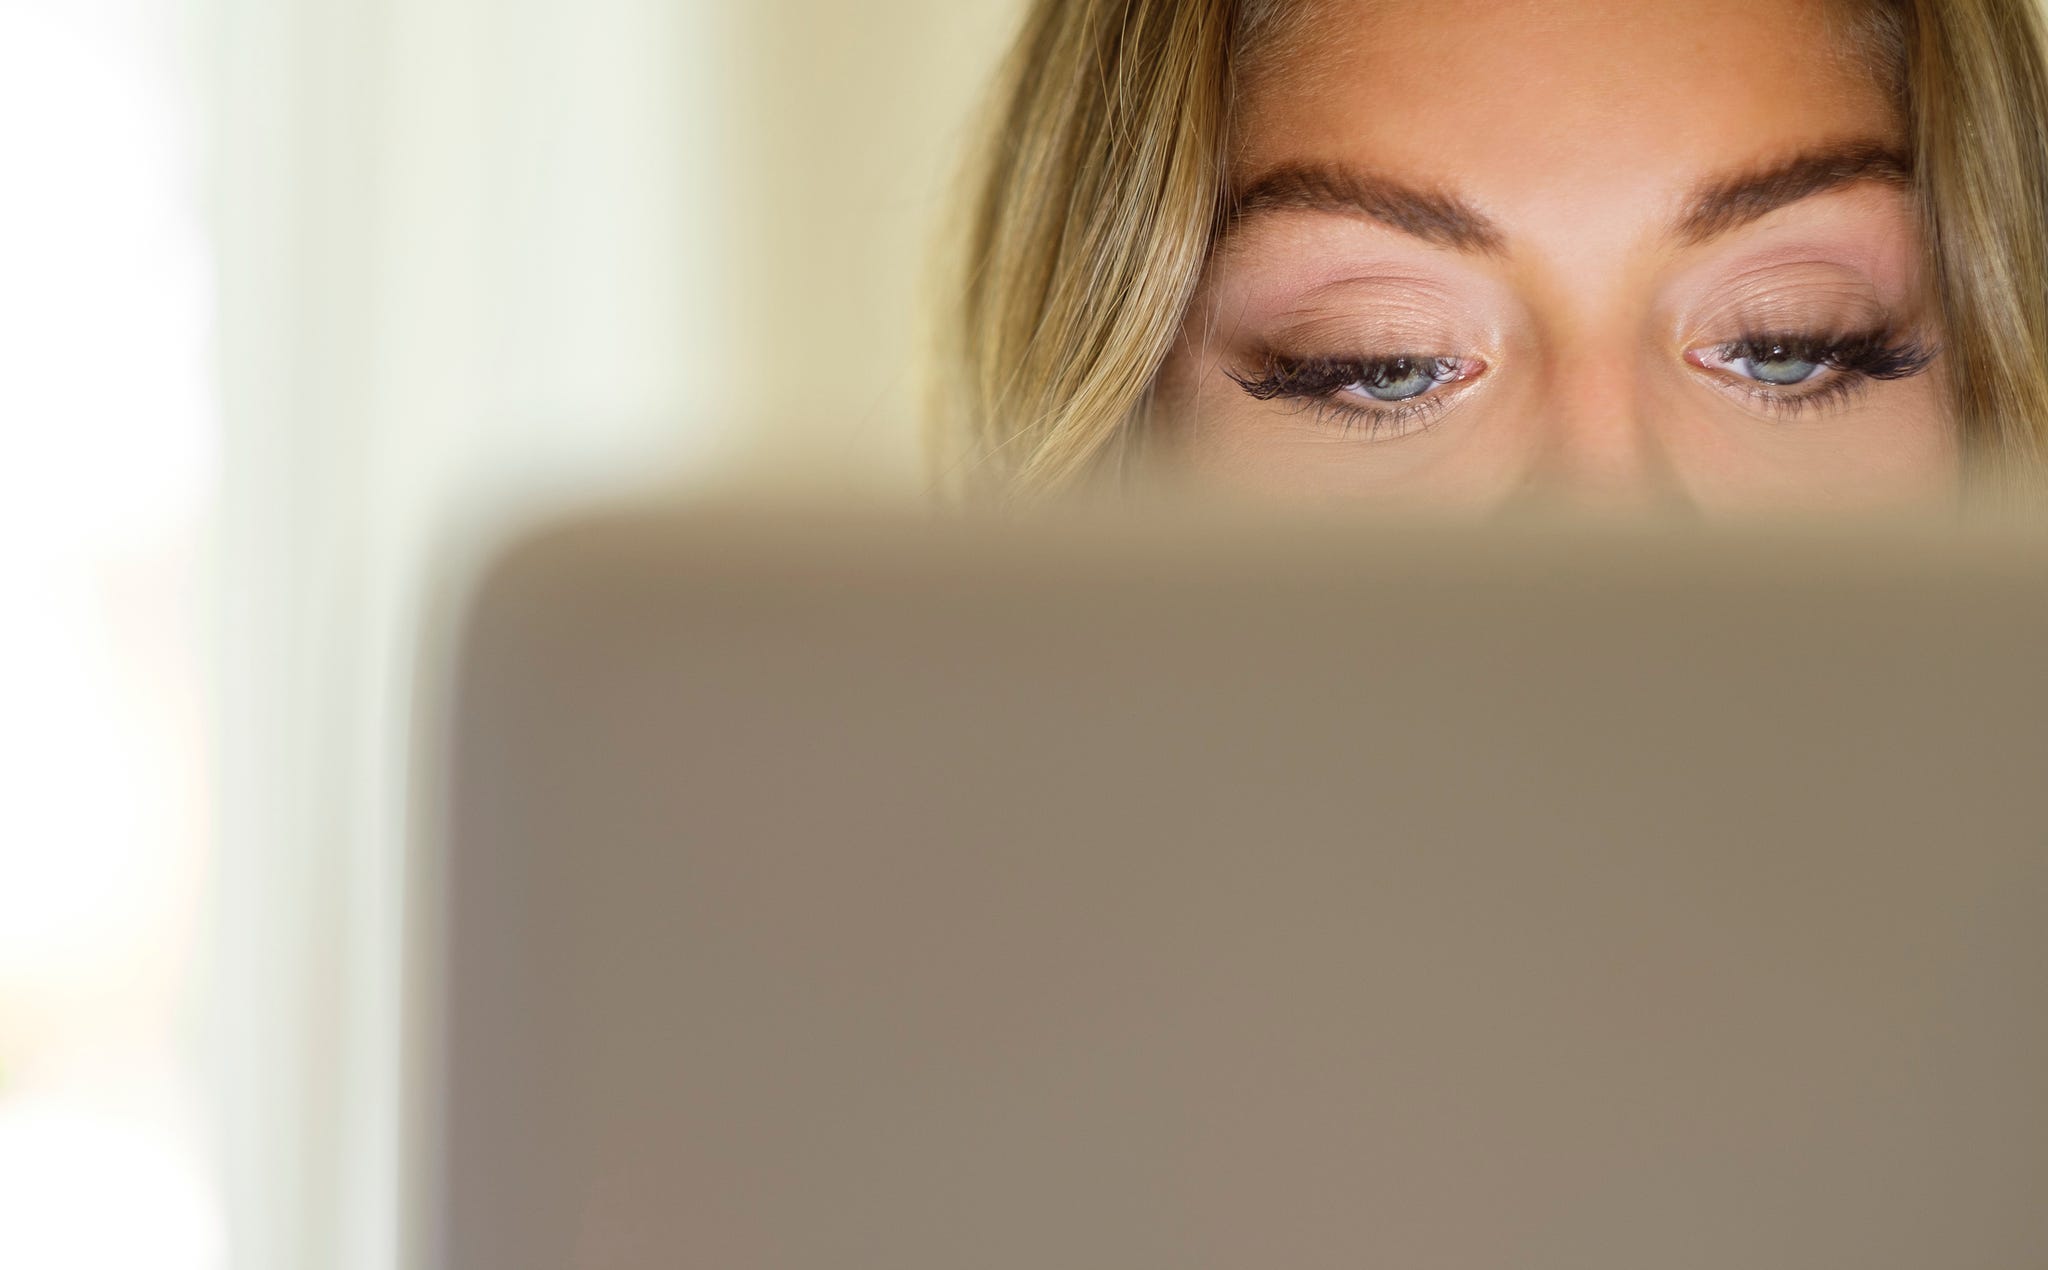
[1226,164,1508,255]
[1224,140,1913,256]
[1673,140,1912,244]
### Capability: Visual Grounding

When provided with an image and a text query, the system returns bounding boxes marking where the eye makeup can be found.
[1178,178,1946,456]
[1227,349,1485,439]
[1198,264,1502,441]
[1685,323,1939,418]
[1218,316,1938,442]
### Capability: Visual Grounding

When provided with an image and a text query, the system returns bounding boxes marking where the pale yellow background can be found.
[200,8,1034,1266]
[2,4,1031,1270]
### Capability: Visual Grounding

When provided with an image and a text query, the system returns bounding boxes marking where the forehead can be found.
[1237,0,1902,224]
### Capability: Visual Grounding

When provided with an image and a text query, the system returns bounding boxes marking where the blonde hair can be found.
[930,0,2048,505]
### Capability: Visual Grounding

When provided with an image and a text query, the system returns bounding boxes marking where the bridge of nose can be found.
[1498,313,1699,515]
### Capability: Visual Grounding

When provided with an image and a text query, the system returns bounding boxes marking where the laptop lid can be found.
[430,508,2048,1269]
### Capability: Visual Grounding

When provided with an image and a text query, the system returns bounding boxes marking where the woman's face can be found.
[1150,0,1958,516]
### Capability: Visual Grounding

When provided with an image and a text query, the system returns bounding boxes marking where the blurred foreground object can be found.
[426,508,2048,1269]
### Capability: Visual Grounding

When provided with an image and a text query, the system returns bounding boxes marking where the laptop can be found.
[423,504,2048,1269]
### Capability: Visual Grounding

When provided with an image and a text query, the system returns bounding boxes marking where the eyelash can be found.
[1227,353,1470,438]
[1226,326,1939,437]
[1700,327,1939,416]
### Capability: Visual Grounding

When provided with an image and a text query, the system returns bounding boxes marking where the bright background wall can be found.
[0,0,1024,1266]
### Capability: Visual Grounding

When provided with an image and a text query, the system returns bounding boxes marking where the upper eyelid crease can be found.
[1222,139,1911,257]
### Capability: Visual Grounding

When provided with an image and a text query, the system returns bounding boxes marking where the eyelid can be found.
[1230,352,1483,398]
[1260,310,1492,360]
[1684,327,1937,376]
[1667,238,1925,333]
[1682,280,1895,334]
[1227,351,1487,442]
[1682,326,1939,418]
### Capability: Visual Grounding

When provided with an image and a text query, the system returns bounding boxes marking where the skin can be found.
[1149,0,1959,517]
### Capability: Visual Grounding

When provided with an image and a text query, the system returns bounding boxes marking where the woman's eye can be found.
[1690,340,1831,388]
[1734,350,1824,386]
[1228,353,1478,424]
[1349,358,1444,402]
